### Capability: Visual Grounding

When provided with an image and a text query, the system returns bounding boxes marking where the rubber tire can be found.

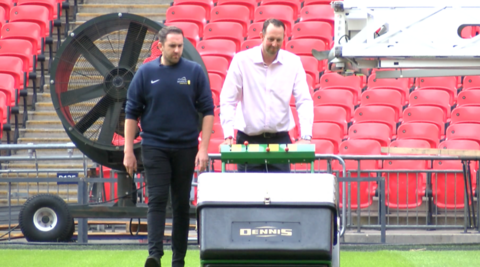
[19,194,73,242]
[63,218,75,242]
[331,230,340,267]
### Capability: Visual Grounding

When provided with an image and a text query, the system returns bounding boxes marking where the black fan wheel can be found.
[50,13,206,171]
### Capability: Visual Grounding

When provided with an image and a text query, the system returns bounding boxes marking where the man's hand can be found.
[123,151,137,177]
[195,148,209,172]
[218,138,234,151]
[295,139,311,145]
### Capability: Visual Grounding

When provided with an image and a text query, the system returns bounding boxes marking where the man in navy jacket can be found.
[124,26,214,267]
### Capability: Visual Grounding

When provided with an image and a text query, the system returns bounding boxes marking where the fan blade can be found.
[97,101,123,145]
[73,35,116,77]
[74,96,111,134]
[60,84,105,107]
[312,49,331,61]
[119,22,148,71]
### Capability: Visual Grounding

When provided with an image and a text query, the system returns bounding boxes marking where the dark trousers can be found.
[142,145,197,267]
[236,131,292,173]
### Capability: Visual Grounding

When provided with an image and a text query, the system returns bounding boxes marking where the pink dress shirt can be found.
[220,45,313,138]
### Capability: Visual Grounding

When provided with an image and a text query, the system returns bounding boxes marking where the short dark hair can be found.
[262,19,285,34]
[158,26,184,44]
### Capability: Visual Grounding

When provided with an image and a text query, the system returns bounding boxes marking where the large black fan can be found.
[50,13,206,170]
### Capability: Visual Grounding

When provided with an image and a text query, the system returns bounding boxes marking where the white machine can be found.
[317,0,480,78]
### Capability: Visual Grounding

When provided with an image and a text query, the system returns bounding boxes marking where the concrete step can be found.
[35,101,96,111]
[79,4,170,13]
[76,12,166,22]
[17,137,73,143]
[25,120,64,130]
[20,128,70,138]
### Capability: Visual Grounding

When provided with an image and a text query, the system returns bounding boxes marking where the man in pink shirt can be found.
[219,19,314,172]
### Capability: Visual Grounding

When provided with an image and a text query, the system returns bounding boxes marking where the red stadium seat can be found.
[353,106,397,137]
[312,122,343,149]
[260,0,301,20]
[433,140,479,210]
[461,26,476,39]
[336,140,381,209]
[0,0,14,21]
[415,76,458,105]
[312,139,335,154]
[164,22,200,48]
[217,0,256,20]
[246,22,263,39]
[299,56,320,84]
[402,106,446,137]
[451,106,480,125]
[240,39,261,51]
[203,22,245,51]
[286,39,326,56]
[0,73,16,107]
[319,72,363,104]
[0,56,27,90]
[291,21,332,48]
[397,122,440,148]
[197,39,236,64]
[165,5,207,36]
[1,22,43,55]
[304,0,338,6]
[367,74,410,105]
[299,5,334,35]
[457,90,480,107]
[17,0,60,20]
[0,90,6,124]
[254,5,294,37]
[383,141,428,209]
[360,89,404,121]
[409,90,451,120]
[446,123,480,146]
[0,6,5,24]
[348,123,391,147]
[462,76,480,90]
[0,39,35,73]
[210,5,250,37]
[202,56,228,80]
[312,89,355,120]
[9,6,51,39]
[173,0,214,21]
[208,73,224,96]
[314,105,348,136]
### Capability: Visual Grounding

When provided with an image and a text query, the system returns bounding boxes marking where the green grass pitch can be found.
[1,249,480,267]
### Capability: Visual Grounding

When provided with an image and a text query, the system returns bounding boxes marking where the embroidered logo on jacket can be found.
[177,77,190,85]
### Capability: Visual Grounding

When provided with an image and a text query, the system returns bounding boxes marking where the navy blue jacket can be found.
[125,57,214,149]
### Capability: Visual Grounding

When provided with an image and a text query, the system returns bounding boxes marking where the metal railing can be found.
[1,144,479,244]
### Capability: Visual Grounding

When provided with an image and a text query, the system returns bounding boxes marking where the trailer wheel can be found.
[19,194,73,242]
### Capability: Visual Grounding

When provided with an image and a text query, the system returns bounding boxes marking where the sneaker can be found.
[144,256,160,267]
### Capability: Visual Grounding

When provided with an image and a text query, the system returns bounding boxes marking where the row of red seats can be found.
[336,139,477,211]
[0,0,70,143]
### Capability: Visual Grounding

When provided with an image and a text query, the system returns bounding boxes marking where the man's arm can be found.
[195,64,215,171]
[123,119,138,176]
[123,68,145,176]
[292,57,314,144]
[219,56,243,146]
